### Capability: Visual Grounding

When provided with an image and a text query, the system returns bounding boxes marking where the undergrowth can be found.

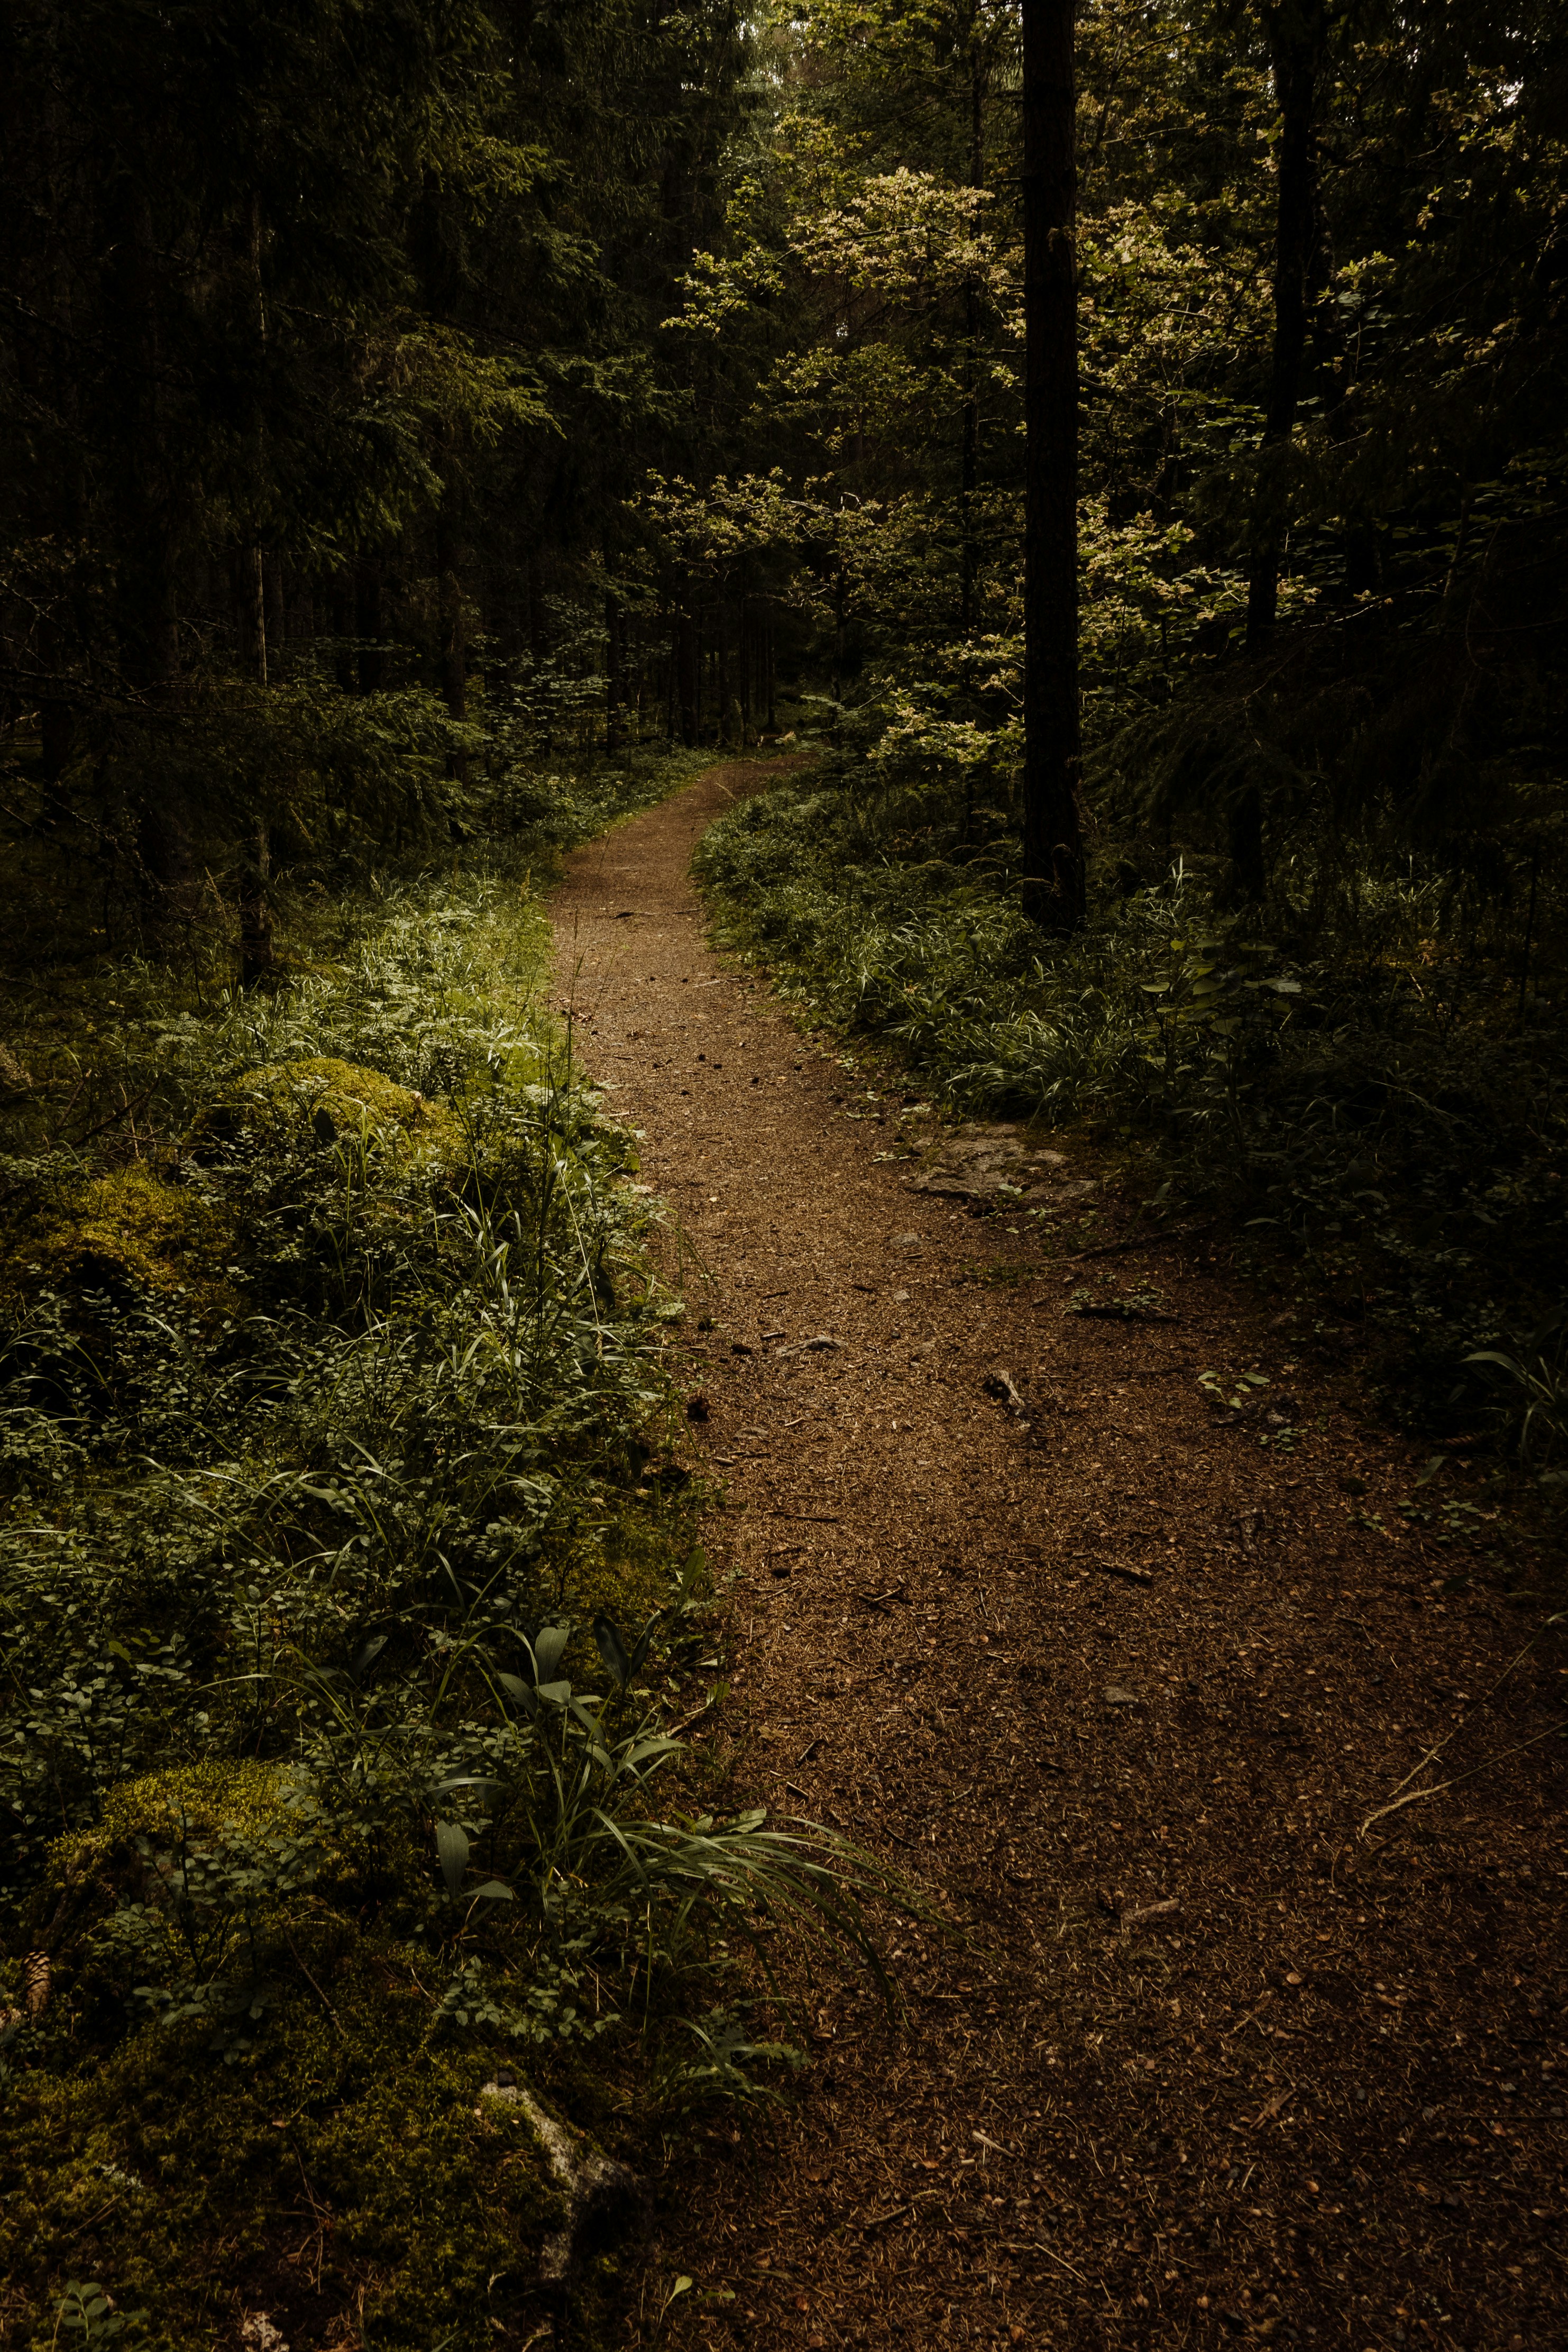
[695,756,1568,1455]
[0,765,894,2352]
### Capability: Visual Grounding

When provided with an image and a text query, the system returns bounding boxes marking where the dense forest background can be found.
[4,0,1566,1439]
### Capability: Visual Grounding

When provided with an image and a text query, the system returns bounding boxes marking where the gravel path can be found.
[552,758,1566,2352]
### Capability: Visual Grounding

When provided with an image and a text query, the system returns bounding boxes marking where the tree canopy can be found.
[4,0,1561,913]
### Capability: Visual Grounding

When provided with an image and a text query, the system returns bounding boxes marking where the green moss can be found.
[52,1760,295,1881]
[0,1945,571,2352]
[191,1057,459,1161]
[0,826,739,2352]
[10,1167,233,1310]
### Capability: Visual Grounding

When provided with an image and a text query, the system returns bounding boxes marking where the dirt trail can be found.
[552,760,1565,2352]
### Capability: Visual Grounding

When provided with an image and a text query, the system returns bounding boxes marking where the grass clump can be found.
[0,807,895,2351]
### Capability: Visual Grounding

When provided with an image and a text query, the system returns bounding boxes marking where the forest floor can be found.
[551,759,1567,2352]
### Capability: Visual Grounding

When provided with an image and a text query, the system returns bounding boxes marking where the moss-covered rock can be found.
[53,1759,296,1883]
[0,1954,572,2352]
[190,1057,459,1161]
[7,1167,232,1311]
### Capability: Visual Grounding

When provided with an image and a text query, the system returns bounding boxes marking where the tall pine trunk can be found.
[1245,1,1328,653]
[960,15,984,636]
[1021,0,1085,930]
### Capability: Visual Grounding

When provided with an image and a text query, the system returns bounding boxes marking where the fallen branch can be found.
[63,1080,156,1151]
[1362,1631,1546,1824]
[1359,1717,1567,1836]
[1067,1225,1209,1262]
[1121,1896,1179,1928]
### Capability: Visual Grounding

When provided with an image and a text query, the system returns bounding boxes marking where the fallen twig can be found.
[1360,1717,1567,1836]
[65,1079,156,1152]
[1121,1896,1179,1928]
[1027,2240,1089,2285]
[1361,1630,1547,1823]
[983,1367,1031,1423]
[1067,1225,1209,1262]
[1068,1303,1182,1323]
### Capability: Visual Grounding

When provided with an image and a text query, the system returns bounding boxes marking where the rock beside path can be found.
[904,1120,1097,1205]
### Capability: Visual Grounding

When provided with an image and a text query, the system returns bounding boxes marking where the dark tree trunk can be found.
[605,582,625,751]
[960,20,984,635]
[1021,0,1085,930]
[717,589,732,740]
[235,547,267,683]
[239,820,274,987]
[355,561,385,692]
[39,698,75,828]
[330,576,357,691]
[676,602,699,745]
[1245,1,1328,653]
[436,491,465,724]
[264,555,286,670]
[527,556,546,665]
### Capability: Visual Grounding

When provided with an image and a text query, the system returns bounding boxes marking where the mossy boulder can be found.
[55,1759,296,1882]
[190,1055,459,1161]
[0,1953,574,2352]
[9,1167,232,1310]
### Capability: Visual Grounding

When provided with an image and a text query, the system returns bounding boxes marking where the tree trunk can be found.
[1245,1,1328,653]
[239,819,274,987]
[960,20,984,636]
[1021,0,1085,930]
[436,483,468,789]
[605,582,624,751]
[235,546,268,683]
[676,602,699,745]
[264,555,285,671]
[436,490,466,725]
[355,561,385,692]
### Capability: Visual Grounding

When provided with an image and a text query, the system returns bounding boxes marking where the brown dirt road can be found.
[552,759,1567,2352]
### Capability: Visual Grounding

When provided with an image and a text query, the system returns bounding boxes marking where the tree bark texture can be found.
[1245,0,1328,652]
[1021,0,1085,930]
[676,603,699,745]
[606,584,625,750]
[239,819,274,987]
[436,480,467,782]
[960,17,985,636]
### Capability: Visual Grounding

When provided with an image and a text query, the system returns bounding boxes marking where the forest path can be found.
[551,759,1564,2352]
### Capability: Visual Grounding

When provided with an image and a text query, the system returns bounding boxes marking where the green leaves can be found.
[54,2283,146,2346]
[592,1607,660,1691]
[434,1817,470,1894]
[529,1624,572,1683]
